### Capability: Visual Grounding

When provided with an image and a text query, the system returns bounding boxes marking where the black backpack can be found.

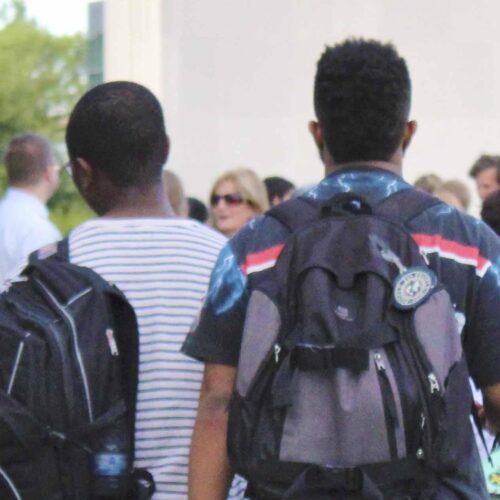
[227,190,476,499]
[0,240,154,500]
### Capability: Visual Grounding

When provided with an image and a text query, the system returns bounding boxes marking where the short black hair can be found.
[314,39,411,163]
[481,190,500,235]
[469,155,500,181]
[4,133,56,186]
[263,176,295,204]
[66,81,168,188]
[188,197,208,223]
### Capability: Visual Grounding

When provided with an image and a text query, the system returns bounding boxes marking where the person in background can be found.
[413,173,443,194]
[209,168,269,237]
[162,169,189,216]
[434,187,464,211]
[188,196,209,223]
[469,155,500,201]
[481,190,500,235]
[434,179,471,212]
[440,179,471,212]
[64,81,244,499]
[263,176,295,206]
[0,133,61,284]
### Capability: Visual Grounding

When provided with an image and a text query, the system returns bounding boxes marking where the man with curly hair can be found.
[183,40,500,499]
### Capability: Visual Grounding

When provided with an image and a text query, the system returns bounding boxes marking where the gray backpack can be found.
[227,191,475,499]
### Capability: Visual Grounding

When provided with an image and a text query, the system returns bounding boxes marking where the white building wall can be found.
[104,0,500,213]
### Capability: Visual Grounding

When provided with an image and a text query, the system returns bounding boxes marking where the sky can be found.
[24,0,88,35]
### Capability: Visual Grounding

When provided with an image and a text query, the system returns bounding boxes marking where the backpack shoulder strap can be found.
[55,238,70,261]
[375,188,443,224]
[266,196,319,232]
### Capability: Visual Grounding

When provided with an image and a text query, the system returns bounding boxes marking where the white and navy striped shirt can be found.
[69,218,245,500]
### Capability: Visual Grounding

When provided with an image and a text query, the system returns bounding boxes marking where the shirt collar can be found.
[304,166,411,205]
[4,187,49,218]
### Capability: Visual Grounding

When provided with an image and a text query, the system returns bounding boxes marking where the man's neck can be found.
[324,160,403,178]
[10,183,49,204]
[103,183,175,218]
[323,147,404,178]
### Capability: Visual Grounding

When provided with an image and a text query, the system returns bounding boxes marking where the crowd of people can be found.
[413,154,500,235]
[2,136,497,278]
[0,37,499,500]
[169,155,500,244]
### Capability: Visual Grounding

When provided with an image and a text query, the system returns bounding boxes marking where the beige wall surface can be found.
[104,0,500,213]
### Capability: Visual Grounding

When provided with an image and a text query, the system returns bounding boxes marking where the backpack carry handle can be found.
[320,192,373,218]
[267,192,373,233]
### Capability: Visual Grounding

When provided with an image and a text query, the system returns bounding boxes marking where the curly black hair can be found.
[66,81,168,188]
[313,39,411,163]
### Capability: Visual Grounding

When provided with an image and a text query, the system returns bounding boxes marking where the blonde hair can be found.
[440,179,471,212]
[434,188,463,211]
[210,168,269,214]
[163,169,188,217]
[413,174,443,194]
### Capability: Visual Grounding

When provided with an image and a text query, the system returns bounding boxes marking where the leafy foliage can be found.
[0,0,92,234]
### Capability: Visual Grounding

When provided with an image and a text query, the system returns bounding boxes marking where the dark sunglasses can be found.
[210,193,246,207]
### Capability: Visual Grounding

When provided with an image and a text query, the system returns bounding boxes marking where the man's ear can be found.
[72,157,94,194]
[308,120,323,152]
[402,120,417,153]
[164,134,170,165]
[43,164,58,184]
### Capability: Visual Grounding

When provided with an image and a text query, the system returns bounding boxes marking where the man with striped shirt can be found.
[64,82,244,499]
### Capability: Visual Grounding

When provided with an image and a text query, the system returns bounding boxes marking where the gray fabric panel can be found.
[378,349,407,458]
[236,290,281,396]
[280,354,393,465]
[413,290,462,388]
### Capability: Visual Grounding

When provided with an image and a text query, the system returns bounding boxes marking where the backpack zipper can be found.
[5,297,75,424]
[403,316,442,459]
[374,352,399,459]
[6,334,28,395]
[0,466,22,500]
[34,278,94,422]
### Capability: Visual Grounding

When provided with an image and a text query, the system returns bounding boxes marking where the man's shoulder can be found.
[71,217,225,243]
[229,210,294,262]
[411,197,498,249]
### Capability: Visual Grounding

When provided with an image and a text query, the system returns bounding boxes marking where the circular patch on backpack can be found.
[393,267,437,310]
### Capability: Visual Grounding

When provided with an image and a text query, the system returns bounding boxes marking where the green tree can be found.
[0,0,93,233]
[0,0,86,151]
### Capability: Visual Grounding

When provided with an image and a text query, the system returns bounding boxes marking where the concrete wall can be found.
[104,0,500,213]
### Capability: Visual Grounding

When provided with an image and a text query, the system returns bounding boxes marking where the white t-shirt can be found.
[69,217,245,500]
[0,187,61,284]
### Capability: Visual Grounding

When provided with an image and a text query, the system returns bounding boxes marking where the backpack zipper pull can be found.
[420,412,426,430]
[428,373,440,394]
[274,344,281,363]
[374,352,385,371]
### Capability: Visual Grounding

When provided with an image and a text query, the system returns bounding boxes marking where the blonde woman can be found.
[209,168,269,237]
